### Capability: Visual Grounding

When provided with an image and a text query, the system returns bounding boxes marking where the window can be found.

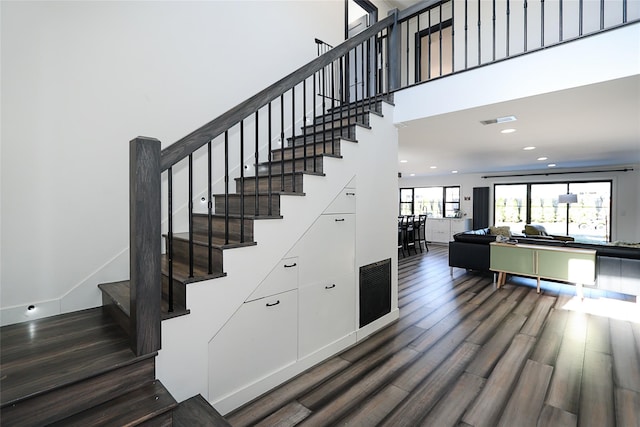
[399,186,461,218]
[494,181,612,243]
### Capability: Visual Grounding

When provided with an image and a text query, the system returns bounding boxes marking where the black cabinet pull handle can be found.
[266,300,280,307]
[325,284,336,289]
[335,218,345,222]
[346,192,356,196]
[284,263,297,268]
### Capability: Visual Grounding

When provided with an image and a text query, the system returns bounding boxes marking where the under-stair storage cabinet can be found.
[209,289,298,403]
[292,213,356,358]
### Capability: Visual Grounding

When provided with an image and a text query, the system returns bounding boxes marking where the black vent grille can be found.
[359,258,391,328]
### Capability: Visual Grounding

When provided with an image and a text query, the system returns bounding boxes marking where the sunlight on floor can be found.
[561,295,640,324]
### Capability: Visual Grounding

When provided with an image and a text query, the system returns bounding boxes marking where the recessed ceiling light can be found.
[537,156,548,161]
[400,160,408,163]
[410,173,416,176]
[430,166,437,169]
[523,146,536,151]
[452,170,458,174]
[548,163,557,168]
[501,128,516,134]
[480,115,517,125]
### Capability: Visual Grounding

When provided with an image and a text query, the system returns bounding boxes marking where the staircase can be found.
[0,98,390,426]
[98,98,389,324]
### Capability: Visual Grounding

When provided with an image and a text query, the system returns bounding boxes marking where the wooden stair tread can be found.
[192,212,284,221]
[173,394,231,427]
[170,232,257,248]
[0,307,143,406]
[100,280,193,319]
[48,380,177,427]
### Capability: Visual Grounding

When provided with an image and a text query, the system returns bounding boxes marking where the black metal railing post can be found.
[129,136,161,356]
[387,9,401,91]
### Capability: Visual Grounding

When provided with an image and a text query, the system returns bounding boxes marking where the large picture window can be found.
[494,180,612,243]
[399,186,460,218]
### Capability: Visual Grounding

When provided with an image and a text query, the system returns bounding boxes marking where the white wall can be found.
[0,1,344,325]
[399,165,640,242]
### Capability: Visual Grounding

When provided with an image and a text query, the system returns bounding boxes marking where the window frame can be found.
[399,185,461,218]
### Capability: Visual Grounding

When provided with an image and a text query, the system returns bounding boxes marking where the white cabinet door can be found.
[427,219,450,243]
[289,214,355,284]
[209,289,298,402]
[298,274,355,358]
[247,257,298,302]
[324,188,356,214]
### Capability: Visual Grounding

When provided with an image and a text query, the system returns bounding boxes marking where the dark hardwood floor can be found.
[226,245,640,427]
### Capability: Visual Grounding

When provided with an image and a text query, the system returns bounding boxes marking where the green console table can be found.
[490,242,596,297]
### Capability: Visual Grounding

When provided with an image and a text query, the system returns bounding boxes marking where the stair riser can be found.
[257,156,324,176]
[0,357,155,426]
[272,141,341,161]
[169,239,224,272]
[236,175,303,194]
[192,215,254,242]
[214,195,280,217]
[323,100,385,117]
[288,126,355,145]
[306,114,369,132]
[162,274,187,311]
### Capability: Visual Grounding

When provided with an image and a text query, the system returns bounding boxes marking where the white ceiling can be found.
[397,74,640,177]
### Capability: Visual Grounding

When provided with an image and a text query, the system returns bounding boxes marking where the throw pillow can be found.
[489,225,511,238]
[524,224,548,236]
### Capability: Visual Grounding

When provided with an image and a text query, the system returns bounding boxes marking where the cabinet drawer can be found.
[247,257,298,302]
[298,274,355,358]
[324,188,356,214]
[209,290,298,402]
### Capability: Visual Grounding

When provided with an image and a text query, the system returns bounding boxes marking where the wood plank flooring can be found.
[226,245,640,426]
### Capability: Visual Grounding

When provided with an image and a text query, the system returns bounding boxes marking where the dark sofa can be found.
[449,228,640,299]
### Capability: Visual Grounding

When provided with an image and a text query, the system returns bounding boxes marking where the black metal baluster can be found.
[623,0,627,23]
[224,131,229,245]
[207,142,212,275]
[451,0,456,73]
[579,0,583,36]
[600,0,604,30]
[255,111,259,217]
[559,0,563,41]
[439,5,443,77]
[331,56,336,148]
[507,0,511,56]
[280,94,285,192]
[353,46,358,126]
[405,17,410,85]
[477,0,482,64]
[313,72,318,171]
[291,87,296,194]
[493,0,497,60]
[541,0,545,47]
[188,154,193,278]
[360,41,365,123]
[415,14,420,84]
[322,65,327,156]
[524,0,528,52]
[167,167,173,313]
[303,79,308,173]
[464,0,469,69]
[428,12,432,80]
[240,120,245,243]
[268,103,273,216]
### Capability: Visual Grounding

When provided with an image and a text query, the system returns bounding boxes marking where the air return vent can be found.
[359,258,391,328]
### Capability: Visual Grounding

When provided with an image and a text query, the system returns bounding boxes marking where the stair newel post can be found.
[360,41,366,124]
[330,58,336,147]
[129,136,162,356]
[387,8,401,93]
[168,167,174,313]
[338,57,344,156]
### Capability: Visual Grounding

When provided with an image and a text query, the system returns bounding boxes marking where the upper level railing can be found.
[128,0,638,355]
